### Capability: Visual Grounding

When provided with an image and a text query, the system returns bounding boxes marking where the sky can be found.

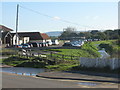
[1,1,118,33]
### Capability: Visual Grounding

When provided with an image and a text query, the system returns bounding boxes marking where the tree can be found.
[64,27,76,33]
[104,30,113,40]
[59,27,77,40]
[78,32,85,37]
[90,30,99,35]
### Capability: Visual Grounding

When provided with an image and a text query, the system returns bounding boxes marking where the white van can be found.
[52,39,59,45]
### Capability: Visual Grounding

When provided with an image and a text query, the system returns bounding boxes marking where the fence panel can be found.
[80,57,120,70]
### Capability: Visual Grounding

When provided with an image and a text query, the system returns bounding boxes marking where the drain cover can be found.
[78,82,99,86]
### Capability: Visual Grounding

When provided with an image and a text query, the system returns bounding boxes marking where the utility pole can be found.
[15,4,19,45]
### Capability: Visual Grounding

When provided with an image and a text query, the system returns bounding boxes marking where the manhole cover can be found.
[78,82,99,86]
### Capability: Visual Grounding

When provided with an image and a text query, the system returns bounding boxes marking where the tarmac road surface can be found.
[1,72,119,88]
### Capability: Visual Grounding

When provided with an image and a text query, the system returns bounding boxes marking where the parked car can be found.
[46,41,52,46]
[39,42,45,47]
[13,45,22,48]
[39,42,48,47]
[39,42,43,47]
[27,42,39,47]
[72,43,81,47]
[21,44,31,48]
[71,40,84,47]
[62,42,73,46]
[52,40,59,45]
[43,42,48,47]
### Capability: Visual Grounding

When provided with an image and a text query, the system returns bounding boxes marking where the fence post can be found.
[71,55,72,60]
[62,55,64,60]
[50,52,52,58]
[112,58,115,70]
[26,53,28,59]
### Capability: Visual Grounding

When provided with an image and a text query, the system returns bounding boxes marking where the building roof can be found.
[11,32,50,40]
[0,25,13,32]
[2,32,12,40]
[40,33,50,40]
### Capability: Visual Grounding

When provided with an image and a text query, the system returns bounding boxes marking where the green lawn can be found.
[0,48,19,56]
[46,41,101,58]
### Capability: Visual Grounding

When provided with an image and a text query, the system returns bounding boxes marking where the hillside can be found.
[45,31,62,37]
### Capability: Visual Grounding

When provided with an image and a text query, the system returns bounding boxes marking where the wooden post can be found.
[71,55,72,60]
[62,55,64,60]
[50,52,52,58]
[27,53,28,59]
[54,57,56,64]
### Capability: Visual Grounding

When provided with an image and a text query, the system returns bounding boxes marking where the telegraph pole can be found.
[15,4,19,45]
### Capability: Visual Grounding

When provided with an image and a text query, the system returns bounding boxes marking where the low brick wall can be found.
[80,57,120,70]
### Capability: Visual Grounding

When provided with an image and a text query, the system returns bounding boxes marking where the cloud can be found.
[85,16,99,20]
[53,16,61,20]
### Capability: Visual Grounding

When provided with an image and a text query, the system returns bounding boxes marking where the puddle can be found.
[1,67,45,76]
[78,82,99,86]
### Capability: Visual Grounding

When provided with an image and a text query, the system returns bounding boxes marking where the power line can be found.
[19,5,95,29]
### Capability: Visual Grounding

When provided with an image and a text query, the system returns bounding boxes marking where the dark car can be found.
[27,42,39,47]
[62,42,73,46]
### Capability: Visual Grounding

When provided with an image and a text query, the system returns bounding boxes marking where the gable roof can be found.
[40,33,50,40]
[2,32,12,40]
[11,32,50,40]
[0,25,13,32]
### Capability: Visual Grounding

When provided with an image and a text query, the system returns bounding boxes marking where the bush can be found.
[99,43,113,55]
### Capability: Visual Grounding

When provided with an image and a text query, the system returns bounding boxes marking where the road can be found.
[1,72,119,88]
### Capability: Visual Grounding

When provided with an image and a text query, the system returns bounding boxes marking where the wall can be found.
[46,39,51,42]
[30,40,43,43]
[80,57,120,70]
[13,34,19,45]
[30,39,51,43]
[23,37,29,44]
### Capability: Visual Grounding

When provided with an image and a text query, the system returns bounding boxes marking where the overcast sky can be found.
[1,1,118,32]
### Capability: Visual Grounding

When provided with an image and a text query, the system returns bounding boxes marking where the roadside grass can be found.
[0,48,18,56]
[2,55,48,68]
[45,64,79,71]
[92,39,120,58]
[0,59,3,63]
